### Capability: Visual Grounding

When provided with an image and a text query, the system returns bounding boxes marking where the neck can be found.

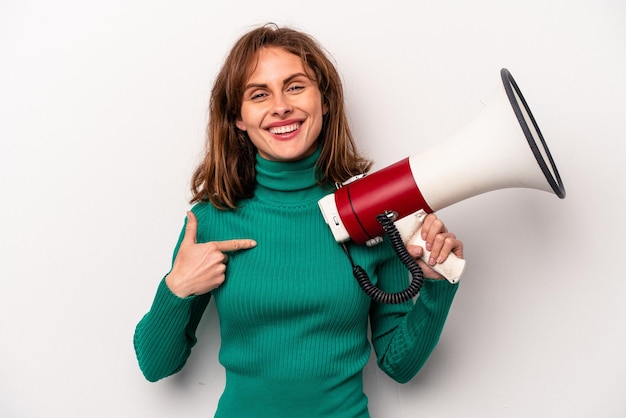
[253,147,332,204]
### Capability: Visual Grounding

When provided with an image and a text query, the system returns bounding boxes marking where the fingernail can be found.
[429,257,435,265]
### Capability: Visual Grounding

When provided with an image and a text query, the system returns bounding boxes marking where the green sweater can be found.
[134,148,459,417]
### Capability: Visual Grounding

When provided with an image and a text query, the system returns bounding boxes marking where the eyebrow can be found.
[243,72,312,92]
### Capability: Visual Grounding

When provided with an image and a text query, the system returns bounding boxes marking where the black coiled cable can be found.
[341,212,425,304]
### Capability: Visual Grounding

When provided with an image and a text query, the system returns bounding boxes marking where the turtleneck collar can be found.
[254,147,331,204]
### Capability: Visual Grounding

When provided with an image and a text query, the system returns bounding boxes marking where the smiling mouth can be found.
[268,122,300,135]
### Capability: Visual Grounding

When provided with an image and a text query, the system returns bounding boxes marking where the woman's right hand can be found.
[165,211,257,298]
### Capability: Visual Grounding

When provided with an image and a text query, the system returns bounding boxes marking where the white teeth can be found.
[269,123,299,135]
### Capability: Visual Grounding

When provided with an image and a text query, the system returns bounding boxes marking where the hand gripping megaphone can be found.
[318,69,566,304]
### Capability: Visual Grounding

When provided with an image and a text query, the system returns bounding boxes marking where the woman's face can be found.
[236,47,328,162]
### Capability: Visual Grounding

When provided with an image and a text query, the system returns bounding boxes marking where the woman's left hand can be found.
[405,213,464,280]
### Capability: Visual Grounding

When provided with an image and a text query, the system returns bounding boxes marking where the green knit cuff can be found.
[421,278,459,302]
[404,278,458,335]
[148,277,199,317]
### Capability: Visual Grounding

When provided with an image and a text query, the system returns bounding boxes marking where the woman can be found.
[134,23,464,417]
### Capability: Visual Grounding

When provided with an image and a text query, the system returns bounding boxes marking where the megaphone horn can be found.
[318,68,566,302]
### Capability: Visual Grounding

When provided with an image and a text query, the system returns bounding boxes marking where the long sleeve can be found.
[133,218,212,382]
[369,254,459,383]
[133,278,211,382]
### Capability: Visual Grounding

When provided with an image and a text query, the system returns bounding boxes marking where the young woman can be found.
[134,24,464,417]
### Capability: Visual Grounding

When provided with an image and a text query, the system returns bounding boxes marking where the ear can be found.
[235,119,247,131]
[322,100,329,115]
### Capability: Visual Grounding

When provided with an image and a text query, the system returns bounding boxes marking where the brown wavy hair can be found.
[190,23,372,209]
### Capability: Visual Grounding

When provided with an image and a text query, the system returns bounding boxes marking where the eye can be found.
[249,90,268,101]
[287,83,305,94]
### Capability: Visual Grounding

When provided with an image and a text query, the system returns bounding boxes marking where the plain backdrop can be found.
[1,0,625,417]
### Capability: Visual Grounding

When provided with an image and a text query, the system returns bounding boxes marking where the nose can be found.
[271,93,292,116]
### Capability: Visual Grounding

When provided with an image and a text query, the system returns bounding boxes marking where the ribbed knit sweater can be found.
[134,148,459,417]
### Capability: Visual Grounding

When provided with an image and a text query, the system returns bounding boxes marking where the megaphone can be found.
[318,68,566,303]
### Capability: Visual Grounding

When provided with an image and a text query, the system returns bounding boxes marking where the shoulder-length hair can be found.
[190,23,372,209]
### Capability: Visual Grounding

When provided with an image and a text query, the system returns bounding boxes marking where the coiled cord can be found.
[341,212,424,304]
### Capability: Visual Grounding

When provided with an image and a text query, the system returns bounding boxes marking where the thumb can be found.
[182,211,198,244]
[406,244,424,258]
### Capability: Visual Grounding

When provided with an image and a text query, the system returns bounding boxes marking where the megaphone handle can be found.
[407,227,466,284]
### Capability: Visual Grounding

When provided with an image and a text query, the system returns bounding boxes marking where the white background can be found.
[1,0,625,417]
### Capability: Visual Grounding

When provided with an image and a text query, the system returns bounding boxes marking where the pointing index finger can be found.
[214,239,257,253]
